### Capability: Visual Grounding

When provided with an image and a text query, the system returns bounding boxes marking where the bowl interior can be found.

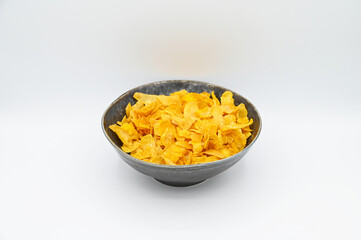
[102,80,261,157]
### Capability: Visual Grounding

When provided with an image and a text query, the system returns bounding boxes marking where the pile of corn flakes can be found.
[109,90,253,165]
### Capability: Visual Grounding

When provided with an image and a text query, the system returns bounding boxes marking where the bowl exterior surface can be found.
[114,146,250,186]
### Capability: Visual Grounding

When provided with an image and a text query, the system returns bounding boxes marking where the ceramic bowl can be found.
[102,80,262,187]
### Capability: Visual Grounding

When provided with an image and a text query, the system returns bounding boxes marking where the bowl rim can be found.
[101,79,262,170]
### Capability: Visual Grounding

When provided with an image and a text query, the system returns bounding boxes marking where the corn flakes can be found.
[109,90,253,165]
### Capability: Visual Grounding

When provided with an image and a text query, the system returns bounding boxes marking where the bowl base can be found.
[154,178,206,187]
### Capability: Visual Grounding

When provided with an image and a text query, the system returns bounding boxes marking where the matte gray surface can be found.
[102,80,261,186]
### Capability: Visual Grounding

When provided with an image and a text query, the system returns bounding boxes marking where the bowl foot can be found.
[154,178,206,187]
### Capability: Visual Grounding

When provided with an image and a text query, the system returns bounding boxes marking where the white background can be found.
[1,0,360,239]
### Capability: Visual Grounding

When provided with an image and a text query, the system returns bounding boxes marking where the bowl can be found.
[102,80,262,187]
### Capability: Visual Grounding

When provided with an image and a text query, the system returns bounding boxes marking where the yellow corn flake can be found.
[244,130,252,137]
[153,119,175,136]
[125,103,132,117]
[157,95,181,108]
[185,151,193,165]
[184,102,199,119]
[192,142,203,155]
[219,148,232,158]
[211,107,224,127]
[109,89,253,165]
[164,108,183,118]
[238,118,253,128]
[193,120,217,136]
[149,156,165,165]
[221,104,238,114]
[121,141,140,153]
[223,114,236,125]
[170,89,188,98]
[163,144,187,165]
[205,156,221,163]
[171,116,195,130]
[220,91,234,105]
[191,131,202,143]
[192,155,220,164]
[203,133,210,150]
[175,140,193,150]
[220,122,244,133]
[160,131,176,148]
[109,123,137,146]
[191,155,207,164]
[204,149,226,158]
[237,117,250,124]
[237,103,248,118]
[182,92,202,103]
[131,100,145,110]
[139,134,156,146]
[133,92,158,105]
[196,107,212,119]
[242,126,252,132]
[177,128,192,139]
[211,91,220,106]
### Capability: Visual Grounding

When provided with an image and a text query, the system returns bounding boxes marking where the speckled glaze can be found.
[102,80,262,187]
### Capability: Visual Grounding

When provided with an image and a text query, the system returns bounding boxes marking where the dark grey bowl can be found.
[102,80,262,187]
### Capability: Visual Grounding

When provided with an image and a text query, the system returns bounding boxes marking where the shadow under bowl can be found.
[102,80,262,187]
